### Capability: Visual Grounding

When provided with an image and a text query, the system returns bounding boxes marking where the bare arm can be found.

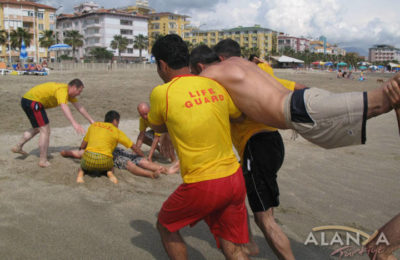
[148,135,160,162]
[136,131,145,149]
[384,79,400,135]
[72,102,95,124]
[60,103,85,134]
[130,143,145,157]
[294,82,307,90]
[150,123,168,133]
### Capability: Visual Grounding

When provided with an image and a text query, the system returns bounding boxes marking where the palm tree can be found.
[39,30,56,61]
[64,30,84,61]
[133,34,148,61]
[110,35,128,62]
[10,28,33,50]
[0,30,7,45]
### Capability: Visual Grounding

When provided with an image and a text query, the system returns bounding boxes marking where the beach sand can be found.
[1,66,399,259]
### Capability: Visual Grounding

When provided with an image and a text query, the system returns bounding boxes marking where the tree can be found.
[110,35,129,62]
[39,30,56,61]
[64,30,84,61]
[133,34,148,60]
[0,30,7,45]
[10,27,33,50]
[89,47,113,61]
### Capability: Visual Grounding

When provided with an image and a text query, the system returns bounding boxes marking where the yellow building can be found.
[0,0,56,63]
[122,0,154,15]
[148,12,190,49]
[186,25,278,58]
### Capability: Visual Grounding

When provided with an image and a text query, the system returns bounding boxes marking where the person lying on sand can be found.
[73,110,144,184]
[61,147,179,179]
[200,39,400,149]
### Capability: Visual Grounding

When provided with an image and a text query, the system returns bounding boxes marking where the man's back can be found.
[201,57,290,129]
[149,75,240,183]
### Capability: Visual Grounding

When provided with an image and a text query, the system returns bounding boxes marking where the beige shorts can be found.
[284,88,367,149]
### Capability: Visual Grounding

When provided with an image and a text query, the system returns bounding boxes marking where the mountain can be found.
[343,47,368,57]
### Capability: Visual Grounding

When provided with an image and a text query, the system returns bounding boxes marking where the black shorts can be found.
[21,98,49,128]
[242,131,284,212]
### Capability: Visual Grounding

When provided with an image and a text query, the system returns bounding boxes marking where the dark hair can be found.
[104,110,120,123]
[249,54,258,61]
[151,34,189,69]
[213,39,241,58]
[190,45,220,68]
[68,78,84,88]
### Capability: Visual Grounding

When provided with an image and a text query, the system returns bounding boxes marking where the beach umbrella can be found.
[20,39,27,60]
[324,62,333,66]
[337,62,347,66]
[312,61,320,65]
[48,43,72,51]
[359,66,367,70]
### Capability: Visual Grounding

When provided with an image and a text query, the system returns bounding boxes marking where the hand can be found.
[147,156,153,162]
[384,78,400,109]
[73,123,85,134]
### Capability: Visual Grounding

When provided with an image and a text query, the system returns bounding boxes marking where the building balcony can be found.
[83,23,102,29]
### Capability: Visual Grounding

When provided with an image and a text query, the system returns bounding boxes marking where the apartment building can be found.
[147,12,190,48]
[277,34,310,52]
[57,2,149,61]
[369,44,400,63]
[121,0,154,15]
[0,0,56,62]
[310,40,346,56]
[187,25,278,58]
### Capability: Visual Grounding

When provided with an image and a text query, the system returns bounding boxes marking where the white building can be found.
[56,2,149,61]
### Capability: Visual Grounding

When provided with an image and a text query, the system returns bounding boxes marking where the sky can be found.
[41,0,400,52]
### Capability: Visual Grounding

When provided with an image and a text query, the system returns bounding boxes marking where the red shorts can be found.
[158,167,249,246]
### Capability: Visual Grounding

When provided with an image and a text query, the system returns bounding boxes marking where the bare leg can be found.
[126,161,160,179]
[38,124,51,167]
[60,149,84,159]
[138,158,166,173]
[219,237,249,260]
[241,207,260,256]
[76,168,85,183]
[167,160,180,174]
[107,169,118,184]
[254,208,295,260]
[157,220,188,260]
[366,213,400,260]
[12,128,40,155]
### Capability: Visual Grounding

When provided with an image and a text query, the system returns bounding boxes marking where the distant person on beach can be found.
[136,102,177,163]
[365,213,400,260]
[12,79,95,167]
[150,34,249,259]
[74,110,145,184]
[190,44,296,259]
[199,39,400,149]
[248,54,307,90]
[60,147,179,179]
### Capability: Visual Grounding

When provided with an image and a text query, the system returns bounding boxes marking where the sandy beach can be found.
[1,66,399,259]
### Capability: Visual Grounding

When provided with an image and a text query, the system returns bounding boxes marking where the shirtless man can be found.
[12,79,95,167]
[200,42,400,149]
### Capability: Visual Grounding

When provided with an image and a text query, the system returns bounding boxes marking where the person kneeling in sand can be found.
[61,146,179,179]
[73,110,144,184]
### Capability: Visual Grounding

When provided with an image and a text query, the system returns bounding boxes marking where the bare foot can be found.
[167,160,180,174]
[38,161,50,168]
[76,176,85,183]
[107,171,118,184]
[60,150,68,157]
[11,146,28,156]
[241,240,260,256]
[151,171,161,179]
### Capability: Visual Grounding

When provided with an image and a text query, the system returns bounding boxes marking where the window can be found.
[152,23,160,29]
[120,29,133,35]
[38,24,44,30]
[169,22,176,29]
[49,14,54,21]
[120,20,132,26]
[50,24,54,30]
[128,39,134,44]
[74,22,79,27]
[127,48,133,53]
[37,12,44,19]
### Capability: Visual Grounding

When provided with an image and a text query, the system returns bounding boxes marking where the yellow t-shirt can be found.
[257,63,295,91]
[148,75,241,184]
[230,63,296,161]
[83,122,133,158]
[23,82,78,109]
[139,117,161,137]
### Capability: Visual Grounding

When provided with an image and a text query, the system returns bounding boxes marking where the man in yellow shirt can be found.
[190,43,297,259]
[149,34,249,259]
[12,79,95,167]
[136,102,177,164]
[76,110,144,184]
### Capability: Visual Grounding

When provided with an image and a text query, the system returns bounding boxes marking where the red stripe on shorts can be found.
[31,101,45,126]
